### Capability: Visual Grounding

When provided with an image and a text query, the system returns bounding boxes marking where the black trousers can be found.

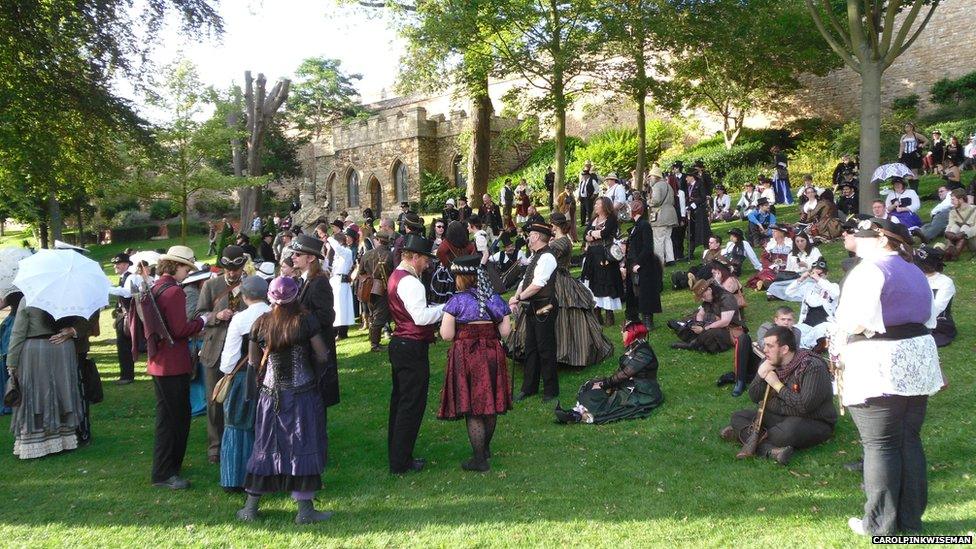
[733,333,761,383]
[578,197,594,226]
[730,409,833,449]
[671,223,686,259]
[849,395,929,535]
[152,374,191,482]
[388,337,430,473]
[115,323,135,381]
[203,365,224,458]
[521,307,559,398]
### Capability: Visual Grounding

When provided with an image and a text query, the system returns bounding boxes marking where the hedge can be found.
[109,222,208,244]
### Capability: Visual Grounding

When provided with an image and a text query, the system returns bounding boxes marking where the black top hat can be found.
[401,233,436,258]
[550,212,568,225]
[756,197,770,207]
[838,181,856,190]
[670,160,684,170]
[111,253,131,264]
[914,245,945,269]
[499,231,514,247]
[769,223,787,234]
[400,201,410,208]
[218,245,248,269]
[331,219,344,229]
[522,222,554,238]
[727,228,744,239]
[450,254,482,274]
[714,184,726,192]
[289,234,325,259]
[458,196,468,202]
[693,159,705,168]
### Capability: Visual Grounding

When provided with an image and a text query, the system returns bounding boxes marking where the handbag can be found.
[356,275,373,301]
[3,377,21,408]
[213,348,268,404]
[80,358,104,404]
[609,239,625,261]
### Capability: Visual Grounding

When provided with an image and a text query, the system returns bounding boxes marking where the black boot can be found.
[731,380,747,397]
[369,325,385,351]
[605,309,615,327]
[641,314,654,330]
[716,372,735,386]
[237,494,261,522]
[554,402,581,424]
[295,499,333,524]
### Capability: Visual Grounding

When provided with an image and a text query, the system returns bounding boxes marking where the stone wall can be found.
[792,0,974,120]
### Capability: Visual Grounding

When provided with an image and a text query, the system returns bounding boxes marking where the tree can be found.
[238,71,290,228]
[288,57,366,191]
[357,0,499,208]
[594,0,669,191]
[485,0,600,193]
[0,0,221,246]
[804,0,941,212]
[662,0,838,150]
[126,60,262,242]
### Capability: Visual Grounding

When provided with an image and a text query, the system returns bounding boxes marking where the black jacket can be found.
[625,217,663,314]
[299,274,339,407]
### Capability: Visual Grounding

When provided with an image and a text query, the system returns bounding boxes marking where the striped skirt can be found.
[10,338,82,459]
[506,271,614,368]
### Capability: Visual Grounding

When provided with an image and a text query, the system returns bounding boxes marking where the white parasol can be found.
[13,249,110,320]
[127,250,162,274]
[0,247,33,298]
[870,163,914,183]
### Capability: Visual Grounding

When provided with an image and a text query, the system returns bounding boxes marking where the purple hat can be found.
[268,276,300,305]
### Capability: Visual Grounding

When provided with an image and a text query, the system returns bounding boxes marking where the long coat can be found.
[300,273,340,407]
[648,180,678,228]
[625,217,663,315]
[686,179,711,247]
[195,275,247,369]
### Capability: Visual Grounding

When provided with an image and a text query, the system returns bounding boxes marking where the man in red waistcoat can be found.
[386,234,445,474]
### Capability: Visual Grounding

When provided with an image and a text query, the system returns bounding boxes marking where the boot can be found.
[295,499,333,525]
[757,442,793,465]
[716,372,735,386]
[461,457,490,472]
[731,380,747,397]
[369,325,385,351]
[554,402,581,424]
[641,314,654,330]
[236,494,261,522]
[595,309,605,326]
[605,309,616,327]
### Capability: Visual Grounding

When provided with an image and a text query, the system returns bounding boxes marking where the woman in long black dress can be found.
[580,196,623,326]
[237,276,333,525]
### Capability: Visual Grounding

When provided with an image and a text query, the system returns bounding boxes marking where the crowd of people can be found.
[2,132,971,536]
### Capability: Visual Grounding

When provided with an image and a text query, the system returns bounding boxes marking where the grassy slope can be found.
[1,176,973,547]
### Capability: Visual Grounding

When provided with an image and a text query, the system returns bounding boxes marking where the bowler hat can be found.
[218,245,248,270]
[522,222,554,238]
[403,212,425,231]
[756,197,770,207]
[550,212,568,225]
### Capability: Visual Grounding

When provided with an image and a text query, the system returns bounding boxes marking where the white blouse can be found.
[883,189,921,213]
[784,247,822,273]
[765,237,793,255]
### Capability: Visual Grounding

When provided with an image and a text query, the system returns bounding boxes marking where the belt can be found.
[848,323,929,343]
[332,274,351,283]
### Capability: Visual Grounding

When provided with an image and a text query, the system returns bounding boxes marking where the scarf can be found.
[775,349,814,387]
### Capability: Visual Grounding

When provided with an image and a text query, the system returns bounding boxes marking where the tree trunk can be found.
[38,221,48,249]
[858,61,883,214]
[635,91,647,193]
[76,202,84,247]
[47,193,63,243]
[181,189,190,243]
[553,75,567,205]
[239,71,290,230]
[468,75,493,209]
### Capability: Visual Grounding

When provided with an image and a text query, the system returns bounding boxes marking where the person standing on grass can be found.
[194,245,249,464]
[437,254,512,472]
[834,217,943,536]
[148,246,207,489]
[236,276,333,524]
[218,275,270,493]
[511,223,560,402]
[107,253,139,385]
[386,234,444,474]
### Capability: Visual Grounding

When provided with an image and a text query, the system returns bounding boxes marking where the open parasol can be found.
[12,249,110,320]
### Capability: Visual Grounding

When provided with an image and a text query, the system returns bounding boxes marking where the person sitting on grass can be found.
[943,188,976,261]
[717,306,802,397]
[746,198,776,246]
[915,245,956,348]
[554,320,663,425]
[719,326,837,465]
[723,228,762,274]
[764,231,821,302]
[710,185,733,222]
[910,184,952,243]
[668,278,745,354]
[789,259,840,351]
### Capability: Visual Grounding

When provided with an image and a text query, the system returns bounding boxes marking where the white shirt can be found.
[712,194,731,213]
[604,183,628,207]
[473,230,490,253]
[790,276,839,324]
[737,190,758,211]
[330,240,353,278]
[491,249,529,265]
[759,187,776,205]
[722,241,761,271]
[395,265,444,325]
[765,237,793,255]
[219,302,271,374]
[883,189,921,212]
[965,141,976,158]
[108,273,151,298]
[675,188,687,217]
[930,194,953,218]
[578,173,599,198]
[516,251,557,292]
[784,247,822,273]
[927,272,955,324]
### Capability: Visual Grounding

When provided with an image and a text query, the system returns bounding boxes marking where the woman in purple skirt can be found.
[236,276,333,524]
[438,255,512,472]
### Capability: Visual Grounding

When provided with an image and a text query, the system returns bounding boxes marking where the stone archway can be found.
[369,175,382,216]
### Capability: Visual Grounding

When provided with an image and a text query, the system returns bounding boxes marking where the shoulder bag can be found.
[213,347,269,404]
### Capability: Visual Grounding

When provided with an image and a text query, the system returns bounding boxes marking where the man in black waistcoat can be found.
[510,222,559,402]
[624,200,663,329]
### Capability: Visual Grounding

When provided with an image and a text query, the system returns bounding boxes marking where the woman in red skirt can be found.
[438,254,513,472]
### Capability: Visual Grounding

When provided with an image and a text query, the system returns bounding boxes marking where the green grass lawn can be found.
[1,177,974,547]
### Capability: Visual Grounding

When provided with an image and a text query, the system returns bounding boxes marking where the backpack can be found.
[130,280,177,359]
[671,270,691,290]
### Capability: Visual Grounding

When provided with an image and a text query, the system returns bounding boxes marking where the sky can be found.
[121,0,405,119]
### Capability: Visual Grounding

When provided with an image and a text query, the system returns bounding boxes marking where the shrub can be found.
[418,171,456,214]
[149,200,179,220]
[488,137,585,198]
[565,122,682,181]
[111,209,151,228]
[194,196,236,216]
[930,72,976,106]
[721,163,768,194]
[923,118,976,142]
[660,140,767,178]
[892,94,920,115]
[97,196,140,220]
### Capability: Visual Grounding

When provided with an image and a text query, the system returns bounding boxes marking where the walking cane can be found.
[736,384,771,459]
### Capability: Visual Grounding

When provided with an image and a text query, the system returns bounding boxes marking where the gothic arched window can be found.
[394,161,409,202]
[347,170,360,208]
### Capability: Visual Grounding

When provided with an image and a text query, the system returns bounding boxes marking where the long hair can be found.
[305,255,324,280]
[260,300,304,352]
[791,233,816,257]
[592,196,613,221]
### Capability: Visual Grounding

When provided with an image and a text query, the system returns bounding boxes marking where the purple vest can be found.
[876,255,931,327]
